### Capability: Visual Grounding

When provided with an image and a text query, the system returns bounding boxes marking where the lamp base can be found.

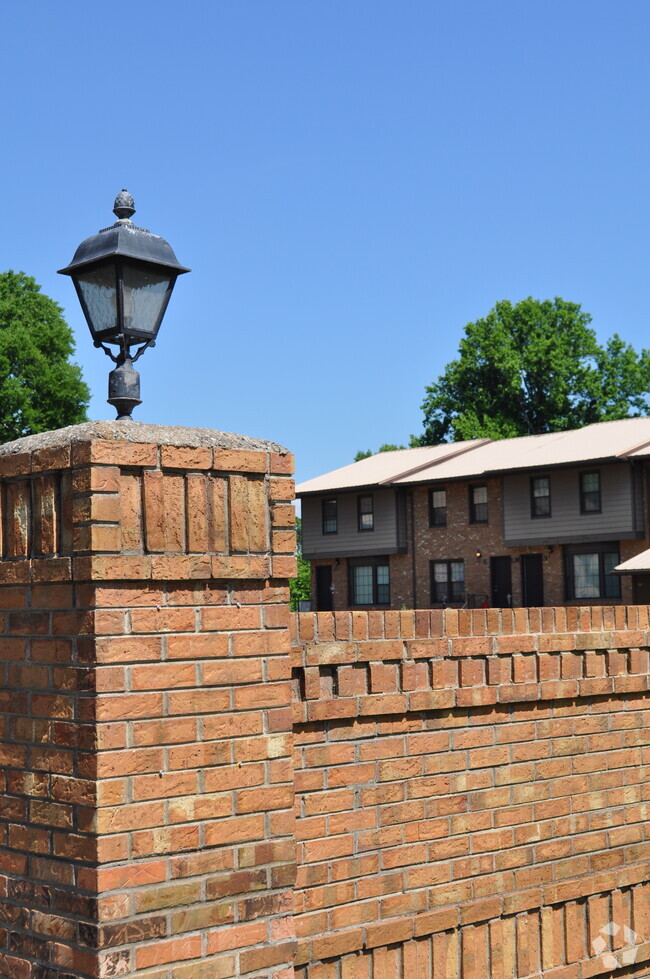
[108,358,142,421]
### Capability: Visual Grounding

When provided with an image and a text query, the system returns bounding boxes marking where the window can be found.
[350,558,390,605]
[580,472,601,513]
[565,543,620,600]
[430,560,465,604]
[358,494,374,532]
[531,476,551,518]
[322,498,337,534]
[469,484,488,524]
[429,488,447,527]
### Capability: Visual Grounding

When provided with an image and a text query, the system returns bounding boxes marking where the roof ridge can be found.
[378,438,492,485]
[616,436,650,458]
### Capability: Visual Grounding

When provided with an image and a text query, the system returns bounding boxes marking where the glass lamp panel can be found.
[121,264,174,339]
[74,264,118,338]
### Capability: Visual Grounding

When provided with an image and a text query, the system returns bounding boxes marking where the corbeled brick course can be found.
[291,607,650,977]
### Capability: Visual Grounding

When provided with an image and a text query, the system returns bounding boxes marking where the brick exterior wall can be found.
[0,424,297,979]
[310,479,641,610]
[290,606,650,977]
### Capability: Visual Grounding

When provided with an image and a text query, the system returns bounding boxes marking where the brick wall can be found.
[5,422,650,978]
[290,606,650,977]
[0,422,297,979]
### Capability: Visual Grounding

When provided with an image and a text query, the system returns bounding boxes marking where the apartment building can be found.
[297,418,650,609]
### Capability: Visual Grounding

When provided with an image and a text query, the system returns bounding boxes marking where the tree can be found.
[0,271,90,442]
[413,297,650,445]
[354,443,406,461]
[289,517,311,611]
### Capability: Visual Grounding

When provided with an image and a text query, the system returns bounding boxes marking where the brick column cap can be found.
[0,420,289,467]
[0,421,295,584]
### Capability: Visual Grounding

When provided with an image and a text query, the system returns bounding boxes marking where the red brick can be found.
[161,445,212,470]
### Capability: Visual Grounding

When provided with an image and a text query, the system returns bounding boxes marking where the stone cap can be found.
[0,421,289,458]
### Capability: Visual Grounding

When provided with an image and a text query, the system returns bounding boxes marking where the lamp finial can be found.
[113,189,135,221]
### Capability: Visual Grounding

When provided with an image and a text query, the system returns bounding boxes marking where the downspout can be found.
[630,458,648,604]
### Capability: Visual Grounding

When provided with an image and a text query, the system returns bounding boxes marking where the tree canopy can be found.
[289,517,311,611]
[354,443,405,462]
[413,297,650,445]
[0,271,89,442]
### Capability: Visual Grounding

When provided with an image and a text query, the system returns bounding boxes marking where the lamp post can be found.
[59,191,190,420]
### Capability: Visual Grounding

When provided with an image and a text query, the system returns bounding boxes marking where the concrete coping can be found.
[0,420,289,457]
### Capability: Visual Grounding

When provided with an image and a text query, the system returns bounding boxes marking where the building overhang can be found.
[303,546,405,561]
[505,530,644,548]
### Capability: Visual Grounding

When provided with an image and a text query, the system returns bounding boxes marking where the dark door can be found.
[491,556,512,607]
[521,554,544,607]
[633,575,650,604]
[315,565,333,611]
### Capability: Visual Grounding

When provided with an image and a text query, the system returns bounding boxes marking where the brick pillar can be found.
[0,422,297,979]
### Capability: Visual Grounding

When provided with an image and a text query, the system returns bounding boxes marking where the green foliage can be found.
[0,271,90,442]
[413,297,650,445]
[289,517,311,611]
[354,443,406,461]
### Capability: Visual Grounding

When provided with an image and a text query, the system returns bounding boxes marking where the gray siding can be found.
[503,463,641,545]
[302,489,400,558]
[396,491,408,551]
[634,467,645,535]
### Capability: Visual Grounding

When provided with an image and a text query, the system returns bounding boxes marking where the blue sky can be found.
[2,1,650,484]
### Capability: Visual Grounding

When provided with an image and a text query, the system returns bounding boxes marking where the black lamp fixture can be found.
[58,191,190,420]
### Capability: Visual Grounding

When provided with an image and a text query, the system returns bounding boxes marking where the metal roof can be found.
[614,548,650,574]
[296,440,488,495]
[297,417,650,496]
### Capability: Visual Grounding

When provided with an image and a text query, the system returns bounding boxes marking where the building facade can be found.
[297,419,650,610]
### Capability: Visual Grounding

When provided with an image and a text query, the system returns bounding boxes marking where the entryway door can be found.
[521,554,544,607]
[490,556,512,607]
[315,566,333,611]
[633,575,650,604]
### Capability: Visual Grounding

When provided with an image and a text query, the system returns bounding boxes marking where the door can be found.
[521,554,544,607]
[315,565,333,611]
[491,556,512,607]
[633,575,650,604]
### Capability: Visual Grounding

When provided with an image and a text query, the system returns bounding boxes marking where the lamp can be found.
[58,190,190,420]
